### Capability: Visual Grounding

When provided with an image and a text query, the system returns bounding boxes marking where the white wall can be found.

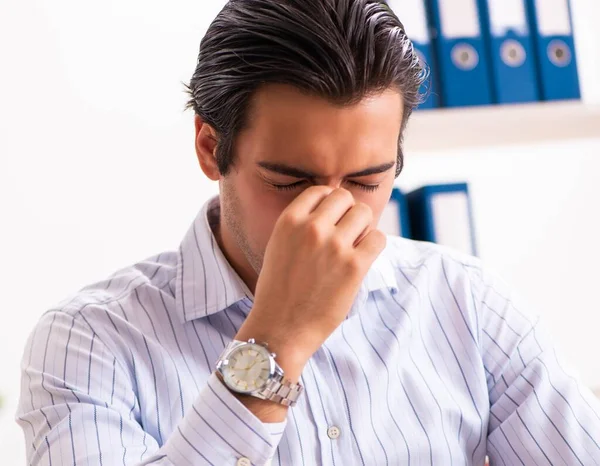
[1,0,599,463]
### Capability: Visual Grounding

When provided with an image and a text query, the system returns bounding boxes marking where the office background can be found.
[1,0,599,463]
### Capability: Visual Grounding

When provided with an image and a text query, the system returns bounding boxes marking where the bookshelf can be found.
[400,0,600,154]
[404,101,600,153]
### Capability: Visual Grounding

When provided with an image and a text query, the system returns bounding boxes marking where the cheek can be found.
[239,176,292,245]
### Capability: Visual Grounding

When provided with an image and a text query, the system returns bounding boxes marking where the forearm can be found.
[18,311,289,466]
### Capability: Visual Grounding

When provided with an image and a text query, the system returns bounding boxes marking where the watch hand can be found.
[232,361,250,371]
[247,360,261,371]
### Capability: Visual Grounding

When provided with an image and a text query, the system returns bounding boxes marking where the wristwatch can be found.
[215,338,304,407]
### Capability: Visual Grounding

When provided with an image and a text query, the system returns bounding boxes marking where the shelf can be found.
[403,101,600,154]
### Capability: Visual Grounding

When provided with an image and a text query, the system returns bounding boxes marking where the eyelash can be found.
[272,180,380,193]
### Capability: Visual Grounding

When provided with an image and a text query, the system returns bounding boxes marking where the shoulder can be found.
[382,235,484,282]
[50,250,178,319]
[21,250,180,389]
[382,236,530,308]
[27,250,179,356]
[381,236,537,341]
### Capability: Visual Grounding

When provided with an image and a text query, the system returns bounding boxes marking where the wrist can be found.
[213,370,291,422]
[233,328,311,384]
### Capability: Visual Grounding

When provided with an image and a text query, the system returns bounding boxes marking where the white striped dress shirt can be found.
[17,196,600,465]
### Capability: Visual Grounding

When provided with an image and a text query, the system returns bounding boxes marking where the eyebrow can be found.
[257,161,396,179]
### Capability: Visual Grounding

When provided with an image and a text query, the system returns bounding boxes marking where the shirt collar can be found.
[175,196,398,323]
[175,197,251,323]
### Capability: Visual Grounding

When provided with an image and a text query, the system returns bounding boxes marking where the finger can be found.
[311,188,356,226]
[283,185,335,218]
[335,202,373,245]
[353,227,370,248]
[355,229,387,260]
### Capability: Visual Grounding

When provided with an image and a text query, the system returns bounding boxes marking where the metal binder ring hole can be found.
[548,40,572,67]
[500,40,526,67]
[451,44,479,71]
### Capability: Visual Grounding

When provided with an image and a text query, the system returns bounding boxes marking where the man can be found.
[17,0,600,465]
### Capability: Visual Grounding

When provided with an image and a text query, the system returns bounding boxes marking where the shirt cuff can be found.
[164,372,287,465]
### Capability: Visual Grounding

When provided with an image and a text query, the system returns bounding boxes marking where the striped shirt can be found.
[17,196,600,466]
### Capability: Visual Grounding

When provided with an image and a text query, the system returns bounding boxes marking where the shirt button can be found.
[327,426,341,439]
[236,458,252,466]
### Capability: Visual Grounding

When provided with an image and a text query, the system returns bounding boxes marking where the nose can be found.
[317,178,343,190]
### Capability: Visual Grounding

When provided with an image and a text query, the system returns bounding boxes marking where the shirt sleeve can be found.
[477,271,600,464]
[16,310,287,466]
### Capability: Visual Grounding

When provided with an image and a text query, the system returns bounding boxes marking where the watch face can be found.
[222,343,273,394]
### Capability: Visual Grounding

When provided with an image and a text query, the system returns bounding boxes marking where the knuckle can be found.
[356,202,374,220]
[345,256,363,276]
[329,236,346,257]
[309,185,334,196]
[282,211,303,228]
[369,230,387,251]
[371,229,385,241]
[305,220,325,244]
[335,188,354,204]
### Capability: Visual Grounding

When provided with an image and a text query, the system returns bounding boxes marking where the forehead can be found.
[240,84,403,173]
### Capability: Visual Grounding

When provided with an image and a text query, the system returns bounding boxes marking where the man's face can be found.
[220,84,404,274]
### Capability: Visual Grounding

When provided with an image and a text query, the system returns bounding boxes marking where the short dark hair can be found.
[185,0,427,177]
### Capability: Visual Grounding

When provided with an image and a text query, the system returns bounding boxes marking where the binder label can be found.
[547,39,572,67]
[387,0,430,44]
[486,0,528,36]
[438,0,481,39]
[534,0,572,36]
[451,44,479,70]
[501,40,527,67]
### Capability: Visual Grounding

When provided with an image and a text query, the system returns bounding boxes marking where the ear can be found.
[194,114,221,181]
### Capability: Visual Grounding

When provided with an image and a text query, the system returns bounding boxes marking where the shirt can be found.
[17,196,600,466]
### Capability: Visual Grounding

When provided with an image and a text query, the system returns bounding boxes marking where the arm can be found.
[17,186,383,464]
[213,186,385,424]
[477,272,600,464]
[16,310,287,466]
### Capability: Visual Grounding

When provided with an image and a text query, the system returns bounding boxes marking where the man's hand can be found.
[235,186,386,382]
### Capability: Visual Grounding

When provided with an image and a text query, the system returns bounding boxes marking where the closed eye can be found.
[346,180,380,192]
[270,181,307,191]
[271,180,380,193]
